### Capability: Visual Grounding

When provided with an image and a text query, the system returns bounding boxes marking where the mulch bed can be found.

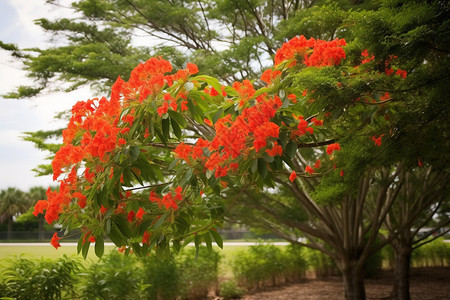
[241,267,450,300]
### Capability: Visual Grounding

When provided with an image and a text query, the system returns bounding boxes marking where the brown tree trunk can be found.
[7,217,13,240]
[340,260,366,300]
[391,242,412,300]
[38,215,44,241]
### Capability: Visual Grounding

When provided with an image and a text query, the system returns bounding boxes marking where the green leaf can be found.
[153,211,169,230]
[129,145,140,163]
[168,110,187,127]
[95,235,104,258]
[286,141,298,158]
[171,118,181,139]
[162,118,170,138]
[209,229,223,249]
[258,159,268,179]
[77,236,84,254]
[212,108,224,123]
[204,232,212,252]
[81,239,90,259]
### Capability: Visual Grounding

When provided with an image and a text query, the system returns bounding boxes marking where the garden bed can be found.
[242,267,450,300]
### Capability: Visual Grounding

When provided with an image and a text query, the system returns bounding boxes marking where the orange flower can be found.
[289,171,297,182]
[51,233,61,249]
[326,143,341,155]
[186,62,199,74]
[136,207,146,220]
[305,166,314,175]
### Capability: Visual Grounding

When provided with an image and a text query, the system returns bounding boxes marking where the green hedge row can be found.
[0,247,220,300]
[0,239,448,299]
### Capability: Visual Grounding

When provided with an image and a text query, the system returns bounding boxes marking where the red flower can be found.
[260,68,281,84]
[204,118,213,126]
[340,170,344,177]
[33,200,48,217]
[396,69,407,79]
[326,143,341,155]
[305,166,314,175]
[136,207,146,220]
[380,92,391,101]
[100,205,108,214]
[88,235,96,243]
[418,158,423,167]
[313,159,321,169]
[127,210,135,222]
[51,233,61,249]
[142,231,150,245]
[187,62,199,74]
[289,171,297,182]
[265,142,283,156]
[372,135,384,146]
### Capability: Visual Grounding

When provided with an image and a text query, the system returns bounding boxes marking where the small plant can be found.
[178,246,221,300]
[141,253,180,300]
[219,280,244,300]
[79,251,144,299]
[0,255,82,300]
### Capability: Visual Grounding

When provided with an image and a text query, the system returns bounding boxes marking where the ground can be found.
[240,267,450,300]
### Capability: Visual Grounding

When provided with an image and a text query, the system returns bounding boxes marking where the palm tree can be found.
[27,187,48,240]
[0,188,31,240]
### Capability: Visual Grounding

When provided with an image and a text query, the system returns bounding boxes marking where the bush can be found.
[0,255,82,300]
[79,251,145,299]
[232,243,307,292]
[412,238,450,267]
[303,247,339,278]
[219,280,244,299]
[178,246,221,300]
[141,253,180,300]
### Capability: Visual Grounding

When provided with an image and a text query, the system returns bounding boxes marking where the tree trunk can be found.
[7,217,13,240]
[340,260,366,300]
[391,242,412,300]
[38,215,44,241]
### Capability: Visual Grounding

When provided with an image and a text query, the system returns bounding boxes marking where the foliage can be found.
[0,255,82,300]
[411,238,450,268]
[178,246,221,300]
[79,251,145,299]
[219,280,245,300]
[141,252,179,300]
[231,244,307,291]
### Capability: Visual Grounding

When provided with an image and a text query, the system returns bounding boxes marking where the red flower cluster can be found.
[274,35,347,67]
[174,95,282,178]
[51,233,61,249]
[260,68,282,84]
[326,143,341,155]
[372,134,384,146]
[232,79,256,107]
[148,186,183,210]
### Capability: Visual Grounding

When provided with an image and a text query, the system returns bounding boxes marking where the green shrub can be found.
[219,280,244,299]
[141,253,180,300]
[79,251,145,300]
[412,238,450,267]
[178,246,221,300]
[232,243,307,292]
[303,247,339,278]
[0,255,82,300]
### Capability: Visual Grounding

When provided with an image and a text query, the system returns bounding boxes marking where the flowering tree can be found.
[30,32,415,299]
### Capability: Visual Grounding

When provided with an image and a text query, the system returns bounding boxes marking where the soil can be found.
[239,267,450,300]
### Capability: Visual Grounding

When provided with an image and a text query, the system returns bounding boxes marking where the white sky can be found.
[0,0,92,191]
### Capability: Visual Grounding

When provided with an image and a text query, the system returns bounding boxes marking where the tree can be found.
[382,167,449,300]
[1,0,369,99]
[5,1,450,299]
[28,186,49,240]
[0,188,31,240]
[28,28,418,299]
